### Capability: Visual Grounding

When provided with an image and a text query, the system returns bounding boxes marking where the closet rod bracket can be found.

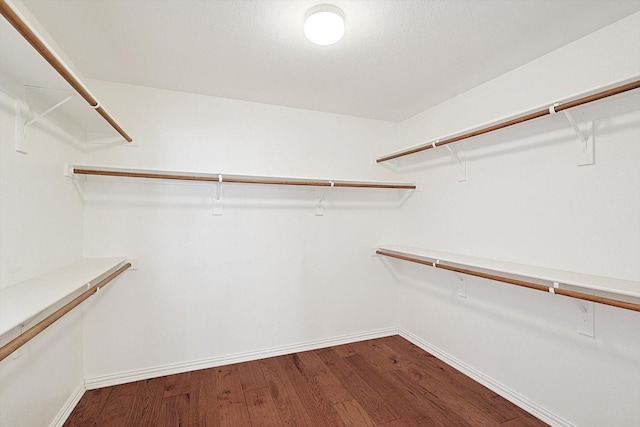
[64,164,80,179]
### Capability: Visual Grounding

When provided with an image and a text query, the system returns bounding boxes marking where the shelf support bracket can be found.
[213,175,223,216]
[24,94,75,128]
[14,99,27,154]
[576,300,595,337]
[550,104,594,166]
[454,273,467,298]
[442,143,466,181]
[17,86,76,153]
[316,184,331,216]
[563,111,594,166]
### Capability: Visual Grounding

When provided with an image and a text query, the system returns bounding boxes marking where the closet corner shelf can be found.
[0,257,127,338]
[69,165,416,190]
[376,245,640,312]
[376,78,640,163]
[0,0,132,142]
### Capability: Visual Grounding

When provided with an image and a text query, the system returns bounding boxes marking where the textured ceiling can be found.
[18,0,640,122]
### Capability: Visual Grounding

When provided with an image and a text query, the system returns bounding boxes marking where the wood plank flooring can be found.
[64,335,548,426]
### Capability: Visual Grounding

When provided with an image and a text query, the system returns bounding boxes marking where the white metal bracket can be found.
[64,164,76,178]
[14,99,27,154]
[550,104,594,166]
[443,144,466,181]
[576,300,595,337]
[24,94,75,128]
[213,175,223,215]
[18,87,76,153]
[454,273,467,298]
[563,111,594,166]
[316,185,330,216]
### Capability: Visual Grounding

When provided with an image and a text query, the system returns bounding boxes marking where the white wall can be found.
[0,89,85,426]
[392,13,640,427]
[80,82,402,382]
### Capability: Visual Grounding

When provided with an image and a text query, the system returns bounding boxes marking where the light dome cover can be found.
[304,5,345,46]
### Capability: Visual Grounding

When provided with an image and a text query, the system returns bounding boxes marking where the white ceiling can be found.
[18,0,640,122]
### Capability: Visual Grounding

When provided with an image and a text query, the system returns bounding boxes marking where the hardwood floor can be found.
[64,335,548,426]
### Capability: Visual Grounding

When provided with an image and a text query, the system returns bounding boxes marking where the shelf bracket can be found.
[14,99,27,154]
[442,143,466,181]
[550,104,594,166]
[213,175,223,216]
[17,86,75,153]
[24,94,75,128]
[563,111,594,166]
[576,300,595,337]
[455,273,467,298]
[316,185,330,216]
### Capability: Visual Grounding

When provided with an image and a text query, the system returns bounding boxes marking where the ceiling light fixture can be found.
[304,4,345,46]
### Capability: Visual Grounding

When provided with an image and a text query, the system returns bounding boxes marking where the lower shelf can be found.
[0,257,127,338]
[377,245,640,312]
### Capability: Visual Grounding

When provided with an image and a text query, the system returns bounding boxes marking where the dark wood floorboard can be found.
[64,335,549,426]
[316,347,398,425]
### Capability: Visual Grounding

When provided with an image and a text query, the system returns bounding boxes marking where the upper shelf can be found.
[377,245,640,312]
[0,258,127,337]
[376,78,640,163]
[70,165,417,190]
[0,0,132,143]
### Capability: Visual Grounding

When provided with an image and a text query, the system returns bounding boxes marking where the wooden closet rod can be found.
[0,0,133,142]
[72,168,417,189]
[377,79,640,163]
[376,250,640,312]
[0,263,130,362]
[332,182,414,189]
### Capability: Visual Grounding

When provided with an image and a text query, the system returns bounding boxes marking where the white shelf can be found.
[378,245,640,300]
[376,78,640,164]
[0,258,127,337]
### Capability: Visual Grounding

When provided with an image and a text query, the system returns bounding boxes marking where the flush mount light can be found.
[304,4,345,46]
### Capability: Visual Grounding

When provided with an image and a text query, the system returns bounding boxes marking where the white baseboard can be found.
[85,327,399,390]
[399,328,573,427]
[79,326,569,427]
[49,382,85,427]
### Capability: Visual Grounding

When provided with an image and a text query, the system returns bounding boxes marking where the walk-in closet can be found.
[1,1,639,426]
